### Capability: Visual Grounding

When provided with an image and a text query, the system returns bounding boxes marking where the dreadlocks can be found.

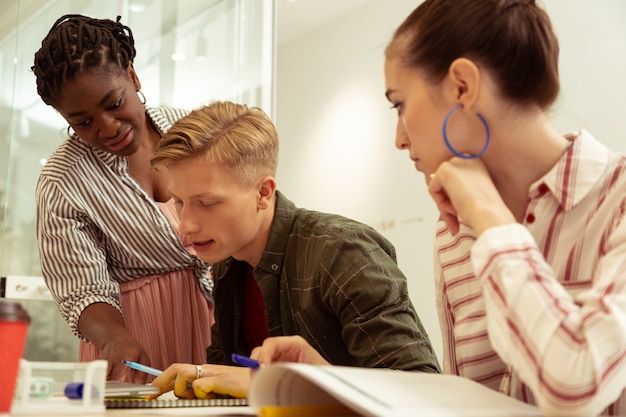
[32,14,136,105]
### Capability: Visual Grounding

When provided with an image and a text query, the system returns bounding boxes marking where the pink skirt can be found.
[79,269,214,375]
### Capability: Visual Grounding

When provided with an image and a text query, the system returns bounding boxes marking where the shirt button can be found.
[526,213,536,224]
[271,264,279,271]
[538,184,549,195]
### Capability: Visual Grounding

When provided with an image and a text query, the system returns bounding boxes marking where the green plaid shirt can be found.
[206,192,440,372]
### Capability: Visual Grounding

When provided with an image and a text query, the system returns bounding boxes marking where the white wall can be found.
[275,0,626,362]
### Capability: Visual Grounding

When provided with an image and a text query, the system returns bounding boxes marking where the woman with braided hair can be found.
[32,14,214,382]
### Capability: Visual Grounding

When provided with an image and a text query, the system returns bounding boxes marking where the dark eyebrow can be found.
[67,89,121,118]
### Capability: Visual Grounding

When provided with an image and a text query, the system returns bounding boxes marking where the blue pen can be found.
[231,353,260,369]
[122,360,163,377]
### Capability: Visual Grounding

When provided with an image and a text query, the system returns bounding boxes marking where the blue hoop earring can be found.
[442,104,490,159]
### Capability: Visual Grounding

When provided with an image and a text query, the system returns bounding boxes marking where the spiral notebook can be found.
[105,396,248,409]
[104,381,160,398]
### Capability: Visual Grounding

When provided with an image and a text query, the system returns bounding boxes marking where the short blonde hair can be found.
[152,101,279,187]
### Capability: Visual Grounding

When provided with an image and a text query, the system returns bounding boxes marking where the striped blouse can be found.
[435,130,626,416]
[35,106,212,339]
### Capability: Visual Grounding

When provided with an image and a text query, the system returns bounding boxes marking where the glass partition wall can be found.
[0,0,274,361]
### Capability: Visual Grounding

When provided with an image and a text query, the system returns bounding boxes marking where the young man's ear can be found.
[257,176,276,210]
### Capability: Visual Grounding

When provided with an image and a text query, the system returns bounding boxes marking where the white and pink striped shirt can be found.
[435,130,626,416]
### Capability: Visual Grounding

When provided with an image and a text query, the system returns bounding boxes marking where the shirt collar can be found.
[92,145,120,167]
[254,191,295,275]
[534,129,610,210]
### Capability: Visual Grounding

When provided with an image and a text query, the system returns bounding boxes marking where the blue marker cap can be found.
[64,382,84,399]
[64,382,99,399]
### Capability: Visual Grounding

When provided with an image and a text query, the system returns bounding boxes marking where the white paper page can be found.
[249,364,543,417]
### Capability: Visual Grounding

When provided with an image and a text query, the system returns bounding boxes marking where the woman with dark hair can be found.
[252,1,626,415]
[32,14,214,382]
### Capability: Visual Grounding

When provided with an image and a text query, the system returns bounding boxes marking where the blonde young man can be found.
[150,101,439,399]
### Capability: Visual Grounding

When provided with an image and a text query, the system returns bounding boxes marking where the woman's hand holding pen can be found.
[428,157,515,236]
[78,303,151,384]
[102,333,152,384]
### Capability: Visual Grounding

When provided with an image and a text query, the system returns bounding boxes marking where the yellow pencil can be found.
[258,404,360,417]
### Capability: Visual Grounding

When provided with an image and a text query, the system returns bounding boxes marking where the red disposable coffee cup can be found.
[0,300,31,413]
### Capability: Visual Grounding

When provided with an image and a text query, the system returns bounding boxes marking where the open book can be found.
[248,364,543,417]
